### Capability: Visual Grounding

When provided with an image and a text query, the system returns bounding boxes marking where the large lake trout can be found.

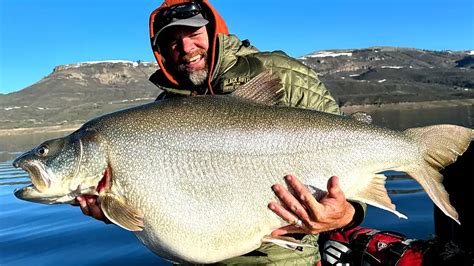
[13,73,473,263]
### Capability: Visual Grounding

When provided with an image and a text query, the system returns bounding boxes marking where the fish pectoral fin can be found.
[100,192,144,231]
[261,235,313,250]
[352,174,408,219]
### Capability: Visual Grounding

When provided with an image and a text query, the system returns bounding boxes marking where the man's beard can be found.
[176,49,209,86]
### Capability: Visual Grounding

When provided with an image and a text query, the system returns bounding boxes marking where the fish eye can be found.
[35,146,49,157]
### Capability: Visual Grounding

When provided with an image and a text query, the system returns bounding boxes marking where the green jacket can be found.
[150,33,342,116]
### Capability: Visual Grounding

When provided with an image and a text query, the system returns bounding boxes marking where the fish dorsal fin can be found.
[350,112,373,124]
[261,235,313,250]
[100,192,144,231]
[232,70,283,105]
[351,174,407,219]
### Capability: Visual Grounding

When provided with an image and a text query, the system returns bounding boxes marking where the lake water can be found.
[0,160,165,266]
[0,159,435,265]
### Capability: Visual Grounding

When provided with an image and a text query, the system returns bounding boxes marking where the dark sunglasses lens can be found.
[153,2,203,38]
[171,3,202,19]
[173,10,200,19]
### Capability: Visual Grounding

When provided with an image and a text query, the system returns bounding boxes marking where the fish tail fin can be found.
[403,125,473,224]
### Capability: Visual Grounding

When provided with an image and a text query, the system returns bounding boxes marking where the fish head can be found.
[13,132,107,204]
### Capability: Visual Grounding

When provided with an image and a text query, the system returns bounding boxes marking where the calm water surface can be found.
[0,161,434,266]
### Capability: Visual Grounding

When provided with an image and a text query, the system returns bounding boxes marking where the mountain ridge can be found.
[1,47,473,130]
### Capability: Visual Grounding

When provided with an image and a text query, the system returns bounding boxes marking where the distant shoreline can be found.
[341,98,474,112]
[341,99,473,130]
[0,126,81,162]
[0,125,81,137]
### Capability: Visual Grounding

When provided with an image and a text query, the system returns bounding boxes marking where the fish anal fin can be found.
[100,192,144,231]
[261,235,313,250]
[352,174,407,219]
[232,71,283,105]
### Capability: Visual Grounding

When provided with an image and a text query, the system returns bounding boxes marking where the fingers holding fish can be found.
[283,174,324,219]
[269,175,319,235]
[269,175,356,235]
[311,176,355,231]
[77,196,90,216]
[76,195,110,224]
[268,198,305,233]
[271,180,311,222]
[267,197,307,236]
[326,176,345,202]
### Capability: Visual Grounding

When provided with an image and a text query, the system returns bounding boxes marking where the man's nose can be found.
[181,37,196,54]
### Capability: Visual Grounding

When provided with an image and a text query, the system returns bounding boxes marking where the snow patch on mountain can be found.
[381,66,404,69]
[300,51,353,59]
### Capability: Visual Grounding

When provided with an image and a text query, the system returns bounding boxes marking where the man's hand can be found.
[268,175,355,236]
[76,195,111,224]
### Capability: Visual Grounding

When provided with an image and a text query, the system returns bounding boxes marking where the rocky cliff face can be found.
[6,61,160,107]
[0,61,160,129]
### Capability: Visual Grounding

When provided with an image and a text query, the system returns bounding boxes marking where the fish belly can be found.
[106,126,411,263]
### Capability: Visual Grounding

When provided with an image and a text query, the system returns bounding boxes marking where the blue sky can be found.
[1,0,473,94]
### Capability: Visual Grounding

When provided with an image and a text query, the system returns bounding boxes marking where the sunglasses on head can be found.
[154,2,205,29]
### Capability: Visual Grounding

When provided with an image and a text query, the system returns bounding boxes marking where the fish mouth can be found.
[14,160,52,193]
[14,185,39,202]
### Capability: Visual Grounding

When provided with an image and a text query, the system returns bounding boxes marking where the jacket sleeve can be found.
[254,51,343,115]
[282,72,343,115]
[343,200,367,231]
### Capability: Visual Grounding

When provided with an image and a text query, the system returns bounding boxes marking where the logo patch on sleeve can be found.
[223,77,251,92]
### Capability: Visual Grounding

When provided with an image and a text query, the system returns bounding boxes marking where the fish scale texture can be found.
[81,96,420,263]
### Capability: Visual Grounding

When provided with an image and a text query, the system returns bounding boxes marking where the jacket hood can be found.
[149,0,229,94]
